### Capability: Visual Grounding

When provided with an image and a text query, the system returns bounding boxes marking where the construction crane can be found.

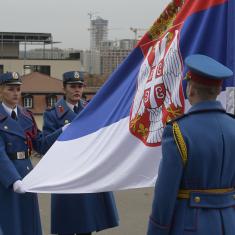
[130,27,147,40]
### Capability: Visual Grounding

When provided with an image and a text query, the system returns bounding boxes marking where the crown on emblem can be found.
[74,71,80,79]
[12,72,19,80]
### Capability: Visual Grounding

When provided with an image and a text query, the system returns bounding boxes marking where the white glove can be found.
[13,180,26,194]
[62,123,70,132]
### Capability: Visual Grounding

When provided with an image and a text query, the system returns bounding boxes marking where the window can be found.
[46,95,57,108]
[23,96,33,108]
[24,65,51,76]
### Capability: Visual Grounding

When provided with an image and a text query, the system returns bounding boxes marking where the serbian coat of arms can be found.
[129,27,185,147]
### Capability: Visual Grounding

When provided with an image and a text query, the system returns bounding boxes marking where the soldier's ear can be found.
[62,85,66,93]
[187,81,195,99]
[190,85,196,97]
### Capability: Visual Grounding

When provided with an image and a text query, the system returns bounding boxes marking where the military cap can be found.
[185,54,233,86]
[0,72,22,85]
[63,71,84,85]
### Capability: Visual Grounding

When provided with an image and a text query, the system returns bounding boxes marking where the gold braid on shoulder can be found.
[172,122,188,165]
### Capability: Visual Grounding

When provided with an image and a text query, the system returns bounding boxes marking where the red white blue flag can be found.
[23,0,235,193]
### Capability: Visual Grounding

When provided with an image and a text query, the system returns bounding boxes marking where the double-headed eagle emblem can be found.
[129,29,185,146]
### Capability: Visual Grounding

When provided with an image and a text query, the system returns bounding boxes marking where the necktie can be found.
[73,106,79,114]
[11,110,17,120]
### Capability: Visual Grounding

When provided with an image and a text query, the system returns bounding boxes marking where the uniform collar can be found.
[65,100,79,112]
[2,102,18,117]
[187,100,225,114]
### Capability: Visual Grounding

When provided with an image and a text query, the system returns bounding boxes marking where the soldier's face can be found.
[1,85,21,108]
[64,83,84,105]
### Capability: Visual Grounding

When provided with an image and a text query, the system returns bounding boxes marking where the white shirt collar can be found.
[66,101,78,111]
[2,102,18,117]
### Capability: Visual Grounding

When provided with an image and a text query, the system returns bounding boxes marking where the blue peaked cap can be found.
[0,72,22,85]
[185,54,233,81]
[63,71,84,84]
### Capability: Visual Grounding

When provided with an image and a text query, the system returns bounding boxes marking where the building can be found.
[20,47,82,60]
[82,49,101,75]
[20,72,105,114]
[21,72,64,114]
[0,32,82,79]
[90,17,108,51]
[88,17,108,74]
[100,39,136,75]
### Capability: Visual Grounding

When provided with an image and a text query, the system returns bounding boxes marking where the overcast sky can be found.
[2,0,170,50]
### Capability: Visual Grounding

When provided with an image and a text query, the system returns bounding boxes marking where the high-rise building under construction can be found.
[90,17,108,50]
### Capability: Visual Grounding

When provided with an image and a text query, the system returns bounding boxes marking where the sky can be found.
[2,0,171,50]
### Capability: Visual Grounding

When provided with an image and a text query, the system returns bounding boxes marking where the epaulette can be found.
[166,114,187,125]
[23,108,39,133]
[19,106,33,120]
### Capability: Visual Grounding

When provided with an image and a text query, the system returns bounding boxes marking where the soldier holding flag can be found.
[147,54,235,235]
[0,72,63,235]
[43,71,119,235]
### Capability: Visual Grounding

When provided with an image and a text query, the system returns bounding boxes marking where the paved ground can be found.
[33,115,155,235]
[38,185,154,235]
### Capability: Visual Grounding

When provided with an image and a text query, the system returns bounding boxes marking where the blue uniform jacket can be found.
[43,98,119,234]
[0,103,62,235]
[147,100,235,235]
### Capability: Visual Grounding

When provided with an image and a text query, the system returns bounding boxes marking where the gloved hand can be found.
[13,180,26,194]
[62,123,70,132]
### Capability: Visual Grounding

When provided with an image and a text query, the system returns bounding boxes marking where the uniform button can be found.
[64,120,69,124]
[194,196,201,203]
[4,125,8,130]
[27,166,30,171]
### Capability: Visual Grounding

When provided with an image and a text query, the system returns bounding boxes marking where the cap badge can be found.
[74,71,80,79]
[12,72,19,80]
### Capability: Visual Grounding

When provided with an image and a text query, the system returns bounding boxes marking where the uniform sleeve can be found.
[0,135,21,188]
[42,110,59,134]
[32,111,62,155]
[147,124,184,235]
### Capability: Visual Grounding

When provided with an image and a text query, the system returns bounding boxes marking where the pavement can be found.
[38,184,154,235]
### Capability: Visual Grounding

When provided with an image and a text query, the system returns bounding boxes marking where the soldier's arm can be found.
[42,109,59,134]
[147,123,184,235]
[0,135,21,188]
[29,111,62,155]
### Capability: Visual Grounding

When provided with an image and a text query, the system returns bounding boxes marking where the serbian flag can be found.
[23,0,235,193]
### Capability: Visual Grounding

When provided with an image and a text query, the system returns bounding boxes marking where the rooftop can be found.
[21,72,63,93]
[0,32,60,45]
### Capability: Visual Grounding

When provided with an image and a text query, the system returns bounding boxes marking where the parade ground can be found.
[33,116,154,235]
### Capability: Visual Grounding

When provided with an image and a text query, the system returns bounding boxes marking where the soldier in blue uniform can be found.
[147,54,235,235]
[0,72,63,235]
[43,71,119,235]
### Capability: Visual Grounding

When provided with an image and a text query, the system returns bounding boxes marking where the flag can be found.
[23,0,235,193]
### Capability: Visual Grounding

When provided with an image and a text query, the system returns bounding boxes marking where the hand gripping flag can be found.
[23,0,235,193]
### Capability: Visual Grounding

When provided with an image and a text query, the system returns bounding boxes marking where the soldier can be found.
[147,54,235,235]
[0,72,63,235]
[43,71,119,235]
